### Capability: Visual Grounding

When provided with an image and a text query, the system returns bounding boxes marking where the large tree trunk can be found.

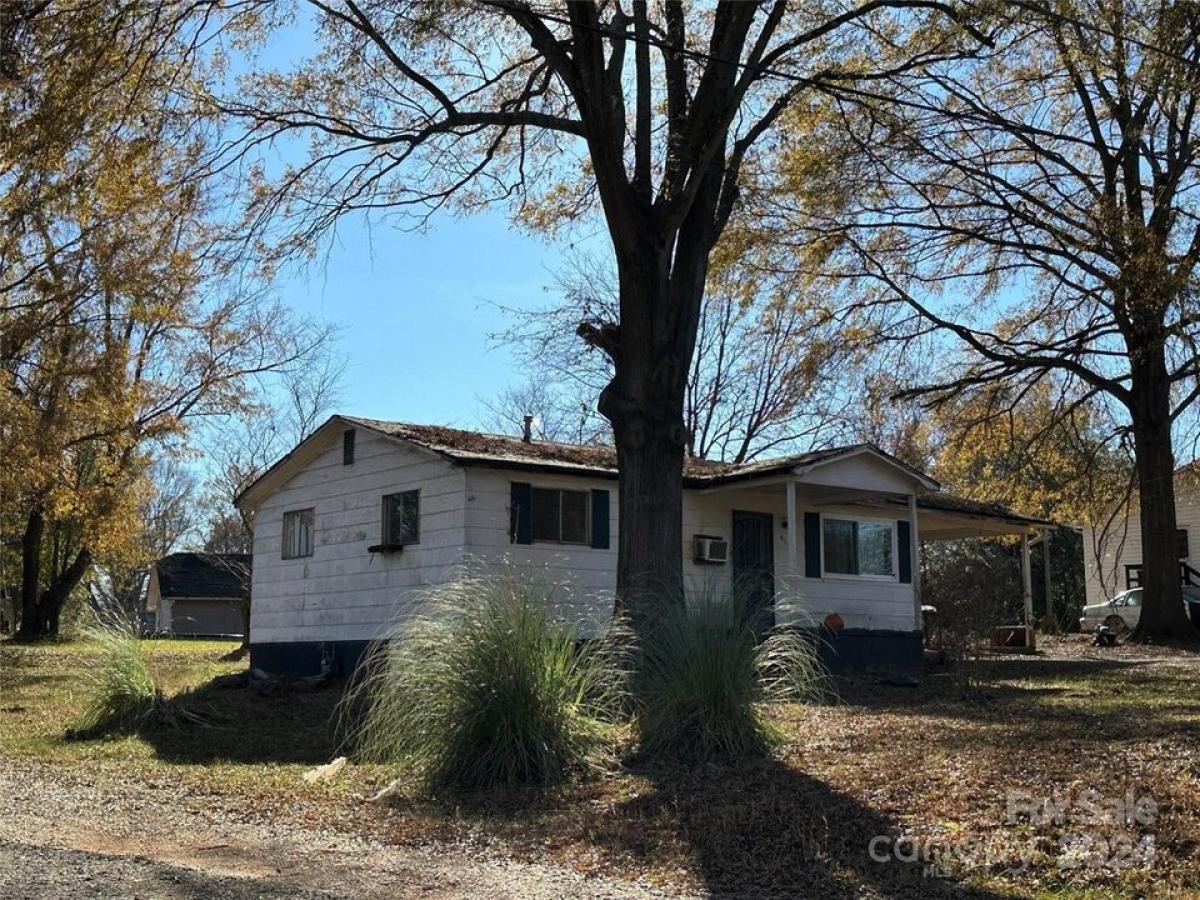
[1129,351,1194,643]
[14,507,45,640]
[599,243,703,634]
[14,506,92,642]
[39,547,93,638]
[608,408,688,627]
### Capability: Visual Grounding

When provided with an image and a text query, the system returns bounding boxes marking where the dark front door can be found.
[732,511,775,638]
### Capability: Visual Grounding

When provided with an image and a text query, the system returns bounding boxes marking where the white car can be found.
[1080,585,1200,633]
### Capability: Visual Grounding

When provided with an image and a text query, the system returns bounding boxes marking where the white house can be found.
[235,415,1052,675]
[1082,471,1200,607]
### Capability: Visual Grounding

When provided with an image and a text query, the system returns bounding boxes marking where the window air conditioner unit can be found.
[693,535,729,564]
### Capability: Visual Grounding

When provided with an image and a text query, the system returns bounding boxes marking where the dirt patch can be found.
[0,760,671,899]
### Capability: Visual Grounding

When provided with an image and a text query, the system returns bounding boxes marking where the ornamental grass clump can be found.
[69,611,159,738]
[635,592,826,763]
[340,571,631,794]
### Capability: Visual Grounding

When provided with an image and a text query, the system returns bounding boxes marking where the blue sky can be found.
[240,9,597,432]
[274,209,586,429]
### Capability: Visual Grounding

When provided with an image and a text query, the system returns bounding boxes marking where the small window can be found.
[1178,528,1189,559]
[282,508,314,559]
[1125,564,1143,589]
[531,487,590,544]
[382,490,420,545]
[822,517,895,578]
[343,430,356,465]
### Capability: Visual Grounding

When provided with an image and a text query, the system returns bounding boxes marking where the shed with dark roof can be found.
[147,552,250,637]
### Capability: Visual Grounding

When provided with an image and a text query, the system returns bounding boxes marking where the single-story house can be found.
[1082,469,1200,606]
[235,416,1053,675]
[147,552,250,637]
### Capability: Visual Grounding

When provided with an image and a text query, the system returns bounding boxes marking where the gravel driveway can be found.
[1,839,338,900]
[0,761,673,899]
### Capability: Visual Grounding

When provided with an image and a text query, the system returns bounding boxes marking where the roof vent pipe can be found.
[522,414,534,443]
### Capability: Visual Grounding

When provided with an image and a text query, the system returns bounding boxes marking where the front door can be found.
[732,510,775,638]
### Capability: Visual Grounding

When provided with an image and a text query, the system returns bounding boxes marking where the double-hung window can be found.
[382,490,420,546]
[822,517,895,578]
[531,487,590,544]
[282,508,314,559]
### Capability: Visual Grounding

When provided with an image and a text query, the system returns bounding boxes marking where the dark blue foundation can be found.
[808,627,924,674]
[250,627,923,679]
[249,640,370,678]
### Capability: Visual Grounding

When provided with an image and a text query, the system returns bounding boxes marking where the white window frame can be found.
[819,513,898,582]
[530,486,591,546]
[282,508,314,560]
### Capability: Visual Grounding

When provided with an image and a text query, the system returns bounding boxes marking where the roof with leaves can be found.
[337,416,932,487]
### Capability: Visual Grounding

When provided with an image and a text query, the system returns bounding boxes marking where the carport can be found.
[881,494,1057,626]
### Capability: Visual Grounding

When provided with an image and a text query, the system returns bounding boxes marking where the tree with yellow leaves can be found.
[929,381,1130,526]
[1,2,328,639]
[926,379,1131,630]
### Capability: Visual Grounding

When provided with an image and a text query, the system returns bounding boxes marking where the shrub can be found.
[635,595,825,763]
[921,538,1022,664]
[340,571,630,793]
[69,611,159,737]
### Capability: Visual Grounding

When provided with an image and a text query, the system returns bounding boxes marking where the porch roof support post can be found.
[1021,532,1034,627]
[786,480,798,580]
[1042,527,1053,630]
[909,493,922,630]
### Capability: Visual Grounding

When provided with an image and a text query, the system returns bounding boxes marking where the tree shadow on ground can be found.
[832,658,1200,748]
[602,757,1013,899]
[135,674,341,765]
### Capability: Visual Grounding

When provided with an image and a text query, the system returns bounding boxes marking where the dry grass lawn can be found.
[2,635,1199,898]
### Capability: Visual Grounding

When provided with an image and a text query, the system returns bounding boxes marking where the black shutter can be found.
[342,430,355,465]
[803,512,821,578]
[510,482,532,544]
[590,489,610,549]
[897,520,912,583]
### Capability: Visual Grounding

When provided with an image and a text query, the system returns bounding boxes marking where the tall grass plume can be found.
[635,589,826,763]
[340,571,631,793]
[68,610,159,738]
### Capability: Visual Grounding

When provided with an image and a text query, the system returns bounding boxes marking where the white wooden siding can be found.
[249,434,920,645]
[1082,484,1200,607]
[685,489,917,632]
[798,452,925,494]
[463,470,917,637]
[249,428,466,644]
[462,468,619,636]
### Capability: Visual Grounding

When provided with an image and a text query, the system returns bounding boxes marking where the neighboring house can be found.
[236,415,1052,676]
[147,552,251,637]
[1082,471,1200,607]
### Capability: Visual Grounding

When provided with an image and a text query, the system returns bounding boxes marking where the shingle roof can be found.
[154,553,250,600]
[337,416,931,487]
[914,493,1055,526]
[239,415,1053,527]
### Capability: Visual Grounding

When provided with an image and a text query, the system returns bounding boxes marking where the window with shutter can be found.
[821,516,896,578]
[529,487,591,544]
